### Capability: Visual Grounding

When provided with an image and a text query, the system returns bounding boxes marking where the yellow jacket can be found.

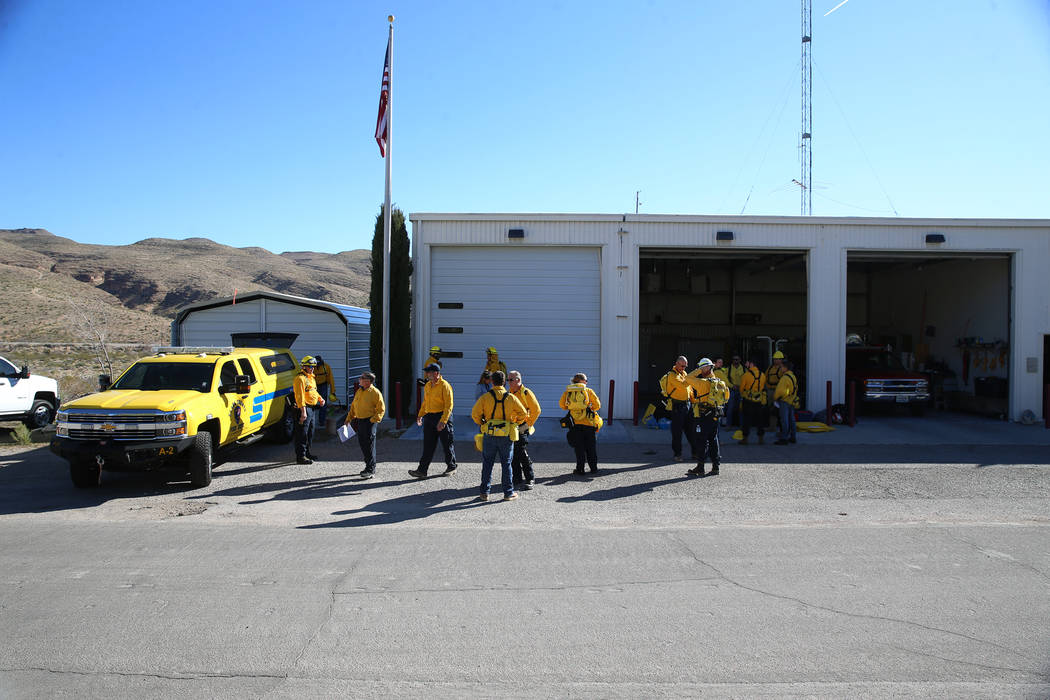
[713,367,729,384]
[739,367,767,404]
[685,374,730,416]
[484,358,507,375]
[425,355,442,369]
[510,384,542,428]
[472,387,528,427]
[313,362,332,386]
[559,383,602,428]
[728,363,746,388]
[347,384,385,424]
[658,368,694,404]
[766,363,787,388]
[774,370,800,408]
[293,372,321,408]
[418,377,454,423]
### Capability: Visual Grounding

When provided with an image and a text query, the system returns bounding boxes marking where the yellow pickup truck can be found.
[51,346,299,488]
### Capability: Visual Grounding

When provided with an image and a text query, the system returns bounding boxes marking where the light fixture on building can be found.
[716,231,734,242]
[925,233,946,244]
[508,228,525,239]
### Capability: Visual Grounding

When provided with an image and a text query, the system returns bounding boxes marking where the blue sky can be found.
[2,0,1048,254]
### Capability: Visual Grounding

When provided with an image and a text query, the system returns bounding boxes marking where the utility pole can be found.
[635,191,641,214]
[800,0,813,216]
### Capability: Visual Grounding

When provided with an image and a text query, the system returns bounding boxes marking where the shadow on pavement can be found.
[298,486,483,529]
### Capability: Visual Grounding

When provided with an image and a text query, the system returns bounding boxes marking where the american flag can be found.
[375,38,390,157]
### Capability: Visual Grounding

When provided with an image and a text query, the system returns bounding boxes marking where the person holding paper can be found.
[345,371,385,479]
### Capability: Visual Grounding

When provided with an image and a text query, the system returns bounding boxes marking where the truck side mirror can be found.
[19,365,30,379]
[99,374,112,391]
[221,374,252,395]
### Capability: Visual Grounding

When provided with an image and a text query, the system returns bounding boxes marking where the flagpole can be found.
[381,16,393,397]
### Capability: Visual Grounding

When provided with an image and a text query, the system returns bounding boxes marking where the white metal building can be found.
[172,291,370,404]
[410,213,1050,421]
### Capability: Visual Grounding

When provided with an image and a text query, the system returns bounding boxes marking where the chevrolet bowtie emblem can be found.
[100,423,117,432]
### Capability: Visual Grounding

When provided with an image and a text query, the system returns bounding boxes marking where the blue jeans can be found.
[481,435,515,497]
[777,401,796,441]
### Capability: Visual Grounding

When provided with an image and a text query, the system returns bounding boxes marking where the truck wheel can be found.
[23,400,55,429]
[267,403,295,444]
[188,431,213,487]
[70,459,101,488]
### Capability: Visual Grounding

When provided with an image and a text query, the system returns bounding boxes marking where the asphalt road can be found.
[1,430,1049,699]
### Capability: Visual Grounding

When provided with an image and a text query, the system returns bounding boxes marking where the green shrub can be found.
[12,424,33,445]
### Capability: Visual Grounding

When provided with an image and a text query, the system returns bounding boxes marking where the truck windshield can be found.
[110,362,215,392]
[847,350,906,372]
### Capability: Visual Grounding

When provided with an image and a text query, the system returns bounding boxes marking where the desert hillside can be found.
[0,228,372,344]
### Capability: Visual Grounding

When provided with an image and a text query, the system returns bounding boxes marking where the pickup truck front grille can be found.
[57,410,186,441]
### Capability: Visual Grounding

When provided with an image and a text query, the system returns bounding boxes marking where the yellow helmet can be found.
[430,346,441,354]
[299,355,317,368]
[773,351,785,359]
[486,346,498,354]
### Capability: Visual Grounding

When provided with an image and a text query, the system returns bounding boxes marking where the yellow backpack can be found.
[482,390,519,441]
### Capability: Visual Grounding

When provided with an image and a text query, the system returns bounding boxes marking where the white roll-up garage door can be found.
[429,246,601,415]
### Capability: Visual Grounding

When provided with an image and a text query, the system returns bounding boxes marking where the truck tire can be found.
[267,401,295,444]
[23,400,55,430]
[188,431,213,488]
[70,459,101,488]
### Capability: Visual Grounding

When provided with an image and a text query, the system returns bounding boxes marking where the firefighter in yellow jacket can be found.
[507,370,541,489]
[773,359,800,445]
[684,358,730,477]
[738,356,767,445]
[346,371,385,479]
[726,354,746,427]
[484,347,508,375]
[313,355,333,428]
[560,373,602,476]
[292,356,325,465]
[658,356,696,462]
[471,370,529,501]
[409,364,457,478]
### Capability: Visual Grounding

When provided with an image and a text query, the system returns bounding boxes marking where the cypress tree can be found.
[369,206,413,415]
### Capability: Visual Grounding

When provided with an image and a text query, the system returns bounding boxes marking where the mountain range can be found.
[0,228,371,344]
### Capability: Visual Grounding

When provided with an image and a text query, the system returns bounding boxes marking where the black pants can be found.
[570,425,598,472]
[417,412,456,474]
[741,400,766,438]
[694,412,720,468]
[512,434,534,482]
[353,418,378,472]
[294,405,317,460]
[669,401,695,458]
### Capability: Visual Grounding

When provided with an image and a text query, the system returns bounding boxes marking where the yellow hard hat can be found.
[430,346,441,354]
[486,346,497,354]
[773,351,785,359]
[300,355,317,367]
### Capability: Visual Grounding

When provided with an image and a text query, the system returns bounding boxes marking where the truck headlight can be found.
[56,426,69,436]
[57,411,69,422]
[159,410,187,436]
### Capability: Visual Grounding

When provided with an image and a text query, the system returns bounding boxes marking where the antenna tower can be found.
[800,0,812,215]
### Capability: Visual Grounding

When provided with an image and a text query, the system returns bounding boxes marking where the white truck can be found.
[0,354,60,429]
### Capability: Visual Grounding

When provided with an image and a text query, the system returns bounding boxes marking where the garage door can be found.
[430,246,601,415]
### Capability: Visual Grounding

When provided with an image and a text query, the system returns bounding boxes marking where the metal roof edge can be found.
[407,212,1050,228]
[174,290,369,326]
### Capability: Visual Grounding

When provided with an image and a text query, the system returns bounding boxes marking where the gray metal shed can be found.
[172,291,370,404]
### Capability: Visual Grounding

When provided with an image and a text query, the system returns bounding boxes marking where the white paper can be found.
[338,423,356,442]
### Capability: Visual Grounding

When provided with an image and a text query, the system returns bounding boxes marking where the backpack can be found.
[482,390,518,440]
[567,389,589,412]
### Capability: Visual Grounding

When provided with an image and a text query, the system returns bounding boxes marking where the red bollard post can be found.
[608,379,615,423]
[848,380,857,427]
[633,381,640,425]
[395,381,403,430]
[826,380,832,425]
